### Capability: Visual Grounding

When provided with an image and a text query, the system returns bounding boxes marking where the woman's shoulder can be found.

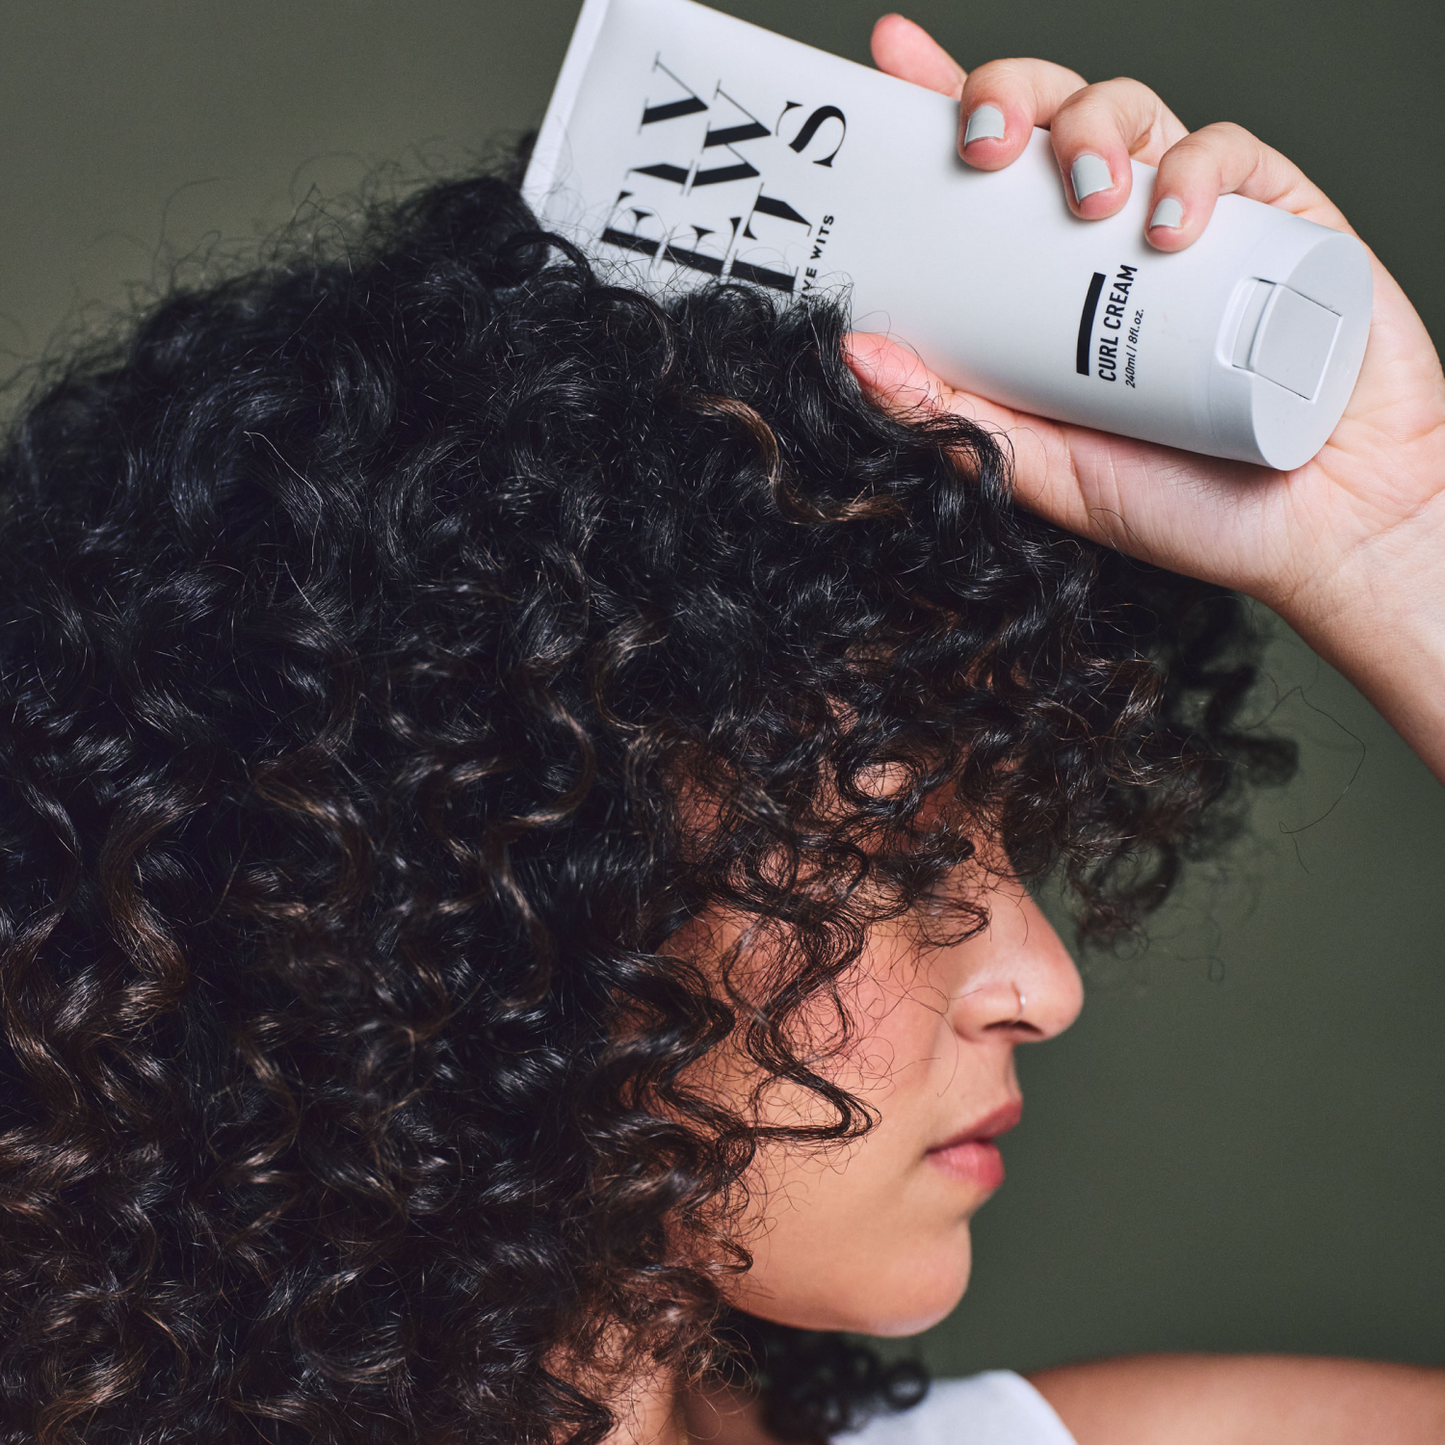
[832,1372,1078,1445]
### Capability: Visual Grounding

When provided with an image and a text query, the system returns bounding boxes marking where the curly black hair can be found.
[0,161,1294,1445]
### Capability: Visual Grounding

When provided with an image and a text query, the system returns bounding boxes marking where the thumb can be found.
[842,331,949,416]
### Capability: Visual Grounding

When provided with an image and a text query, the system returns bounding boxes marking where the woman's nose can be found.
[947,886,1084,1043]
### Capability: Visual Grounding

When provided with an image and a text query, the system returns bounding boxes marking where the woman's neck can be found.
[603,1372,779,1445]
[603,1368,687,1445]
[684,1383,782,1445]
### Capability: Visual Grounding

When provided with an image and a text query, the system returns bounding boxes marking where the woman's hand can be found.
[849,15,1445,784]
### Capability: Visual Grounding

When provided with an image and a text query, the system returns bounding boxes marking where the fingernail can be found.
[1149,196,1185,230]
[1070,152,1114,203]
[963,103,1006,146]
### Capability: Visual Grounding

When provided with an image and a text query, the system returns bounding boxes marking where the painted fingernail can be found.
[963,103,1006,146]
[1070,152,1114,203]
[1149,196,1185,230]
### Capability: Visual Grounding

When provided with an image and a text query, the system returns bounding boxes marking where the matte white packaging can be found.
[523,0,1372,469]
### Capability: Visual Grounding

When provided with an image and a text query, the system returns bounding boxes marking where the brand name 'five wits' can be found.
[600,58,847,294]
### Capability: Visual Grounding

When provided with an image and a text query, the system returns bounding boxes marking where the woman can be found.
[0,8,1440,1443]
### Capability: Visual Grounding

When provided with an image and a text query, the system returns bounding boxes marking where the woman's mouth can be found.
[925,1100,1022,1191]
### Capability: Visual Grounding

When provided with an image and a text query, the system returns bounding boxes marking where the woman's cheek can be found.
[728,1065,981,1334]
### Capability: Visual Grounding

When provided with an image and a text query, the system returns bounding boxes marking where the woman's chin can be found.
[724,1210,976,1337]
[827,1232,975,1338]
[857,1287,971,1338]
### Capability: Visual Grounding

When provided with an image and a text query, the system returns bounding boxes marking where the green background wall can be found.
[3,0,1442,1376]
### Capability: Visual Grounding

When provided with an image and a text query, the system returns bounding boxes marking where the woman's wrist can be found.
[1275,493,1445,785]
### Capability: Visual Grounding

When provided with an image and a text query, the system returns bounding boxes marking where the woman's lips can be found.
[925,1100,1022,1191]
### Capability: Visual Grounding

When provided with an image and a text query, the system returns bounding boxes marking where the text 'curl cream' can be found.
[523,0,1372,468]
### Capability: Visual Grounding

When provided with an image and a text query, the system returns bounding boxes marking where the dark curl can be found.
[0,168,1294,1444]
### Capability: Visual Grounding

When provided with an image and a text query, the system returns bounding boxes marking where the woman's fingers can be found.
[869,18,1087,165]
[870,20,1088,170]
[870,19,1198,231]
[1046,77,1190,217]
[869,15,1352,261]
[954,59,1089,170]
[869,14,966,100]
[1145,122,1355,249]
[955,70,1190,217]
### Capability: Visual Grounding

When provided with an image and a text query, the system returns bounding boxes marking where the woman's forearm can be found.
[1029,1353,1445,1445]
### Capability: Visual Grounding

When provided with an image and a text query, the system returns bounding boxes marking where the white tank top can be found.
[831,1372,1078,1445]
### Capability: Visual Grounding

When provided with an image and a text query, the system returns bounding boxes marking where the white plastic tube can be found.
[523,0,1372,469]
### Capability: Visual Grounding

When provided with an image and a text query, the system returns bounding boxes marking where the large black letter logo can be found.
[663,225,726,277]
[640,59,708,126]
[740,193,809,240]
[693,89,770,188]
[784,104,846,167]
[600,190,665,259]
[631,60,709,188]
[615,64,845,296]
[601,193,730,281]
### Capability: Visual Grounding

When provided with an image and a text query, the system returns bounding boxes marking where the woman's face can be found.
[663,826,1083,1338]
